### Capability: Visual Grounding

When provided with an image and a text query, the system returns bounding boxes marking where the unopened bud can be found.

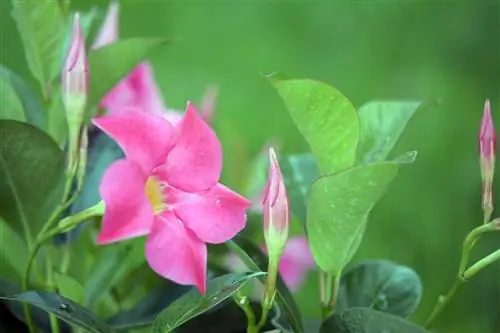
[479,99,496,221]
[263,147,289,258]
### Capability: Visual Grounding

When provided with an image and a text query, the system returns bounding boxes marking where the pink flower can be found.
[93,103,251,294]
[92,1,216,125]
[224,236,314,292]
[479,99,496,217]
[263,147,290,257]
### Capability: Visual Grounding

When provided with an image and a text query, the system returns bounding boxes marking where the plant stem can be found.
[463,248,500,279]
[45,251,60,333]
[233,292,257,333]
[256,259,278,332]
[425,219,499,328]
[320,272,340,320]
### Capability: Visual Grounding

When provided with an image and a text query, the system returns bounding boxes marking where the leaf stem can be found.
[233,292,257,333]
[45,250,60,333]
[463,248,500,280]
[321,272,340,320]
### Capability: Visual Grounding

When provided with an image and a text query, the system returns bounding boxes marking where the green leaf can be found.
[356,101,421,164]
[11,0,67,91]
[227,238,304,333]
[87,38,170,112]
[0,217,29,283]
[54,273,84,304]
[83,239,146,308]
[281,153,319,224]
[320,307,430,333]
[0,65,45,129]
[307,162,399,274]
[270,77,359,174]
[150,272,265,333]
[0,120,65,240]
[0,76,25,122]
[1,291,111,333]
[337,260,423,318]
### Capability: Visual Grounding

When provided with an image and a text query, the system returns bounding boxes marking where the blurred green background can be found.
[1,0,499,332]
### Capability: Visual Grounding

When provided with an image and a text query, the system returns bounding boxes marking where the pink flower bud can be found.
[479,99,496,219]
[62,13,88,114]
[263,147,290,257]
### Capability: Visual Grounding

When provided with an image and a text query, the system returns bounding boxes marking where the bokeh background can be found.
[1,1,500,332]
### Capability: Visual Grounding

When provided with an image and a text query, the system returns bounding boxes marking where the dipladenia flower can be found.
[94,103,251,294]
[92,1,216,125]
[479,99,496,221]
[263,147,289,258]
[62,13,89,173]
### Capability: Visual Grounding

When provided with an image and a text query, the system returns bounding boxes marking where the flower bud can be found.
[263,147,289,258]
[479,99,496,221]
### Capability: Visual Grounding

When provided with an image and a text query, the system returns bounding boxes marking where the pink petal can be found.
[93,110,175,172]
[158,103,222,192]
[162,109,183,126]
[283,237,315,267]
[127,63,166,115]
[278,256,307,292]
[92,0,119,49]
[146,213,207,294]
[97,160,154,244]
[168,183,251,244]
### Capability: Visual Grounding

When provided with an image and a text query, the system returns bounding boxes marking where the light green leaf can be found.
[337,260,423,318]
[55,273,85,304]
[0,65,45,129]
[270,77,359,174]
[150,272,265,333]
[281,153,319,225]
[0,120,65,241]
[307,162,398,274]
[357,101,421,163]
[87,38,170,113]
[320,307,430,333]
[0,76,25,122]
[11,0,67,91]
[0,217,29,282]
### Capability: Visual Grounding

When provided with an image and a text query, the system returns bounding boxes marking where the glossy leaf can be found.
[54,131,124,245]
[320,307,430,333]
[88,38,169,113]
[0,217,29,283]
[307,162,399,274]
[357,101,421,163]
[337,260,423,318]
[0,75,25,122]
[227,238,304,333]
[1,291,110,333]
[281,153,319,224]
[11,0,66,90]
[83,239,145,308]
[0,66,45,128]
[270,77,359,175]
[55,273,85,304]
[150,272,265,332]
[0,120,65,240]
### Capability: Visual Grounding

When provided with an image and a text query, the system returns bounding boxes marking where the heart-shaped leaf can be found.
[320,307,430,333]
[307,162,399,274]
[150,272,265,332]
[270,77,359,175]
[337,260,423,318]
[227,237,304,333]
[54,131,124,245]
[0,66,45,129]
[0,217,29,283]
[88,37,170,112]
[356,101,422,164]
[0,120,65,241]
[11,0,67,91]
[281,153,319,225]
[1,291,111,333]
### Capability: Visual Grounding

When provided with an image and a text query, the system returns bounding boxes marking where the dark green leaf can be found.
[88,38,169,113]
[320,307,431,333]
[11,0,67,90]
[83,239,145,308]
[227,238,304,333]
[1,291,111,333]
[150,272,265,333]
[0,217,29,283]
[307,163,399,274]
[356,101,422,164]
[0,65,45,129]
[270,77,359,175]
[0,120,65,240]
[281,153,319,224]
[337,260,422,318]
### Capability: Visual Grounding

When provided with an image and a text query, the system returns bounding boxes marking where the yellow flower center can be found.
[145,176,165,215]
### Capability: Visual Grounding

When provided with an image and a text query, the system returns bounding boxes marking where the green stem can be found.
[321,272,340,320]
[233,292,257,333]
[463,248,500,280]
[424,277,461,328]
[45,251,60,333]
[256,257,279,332]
